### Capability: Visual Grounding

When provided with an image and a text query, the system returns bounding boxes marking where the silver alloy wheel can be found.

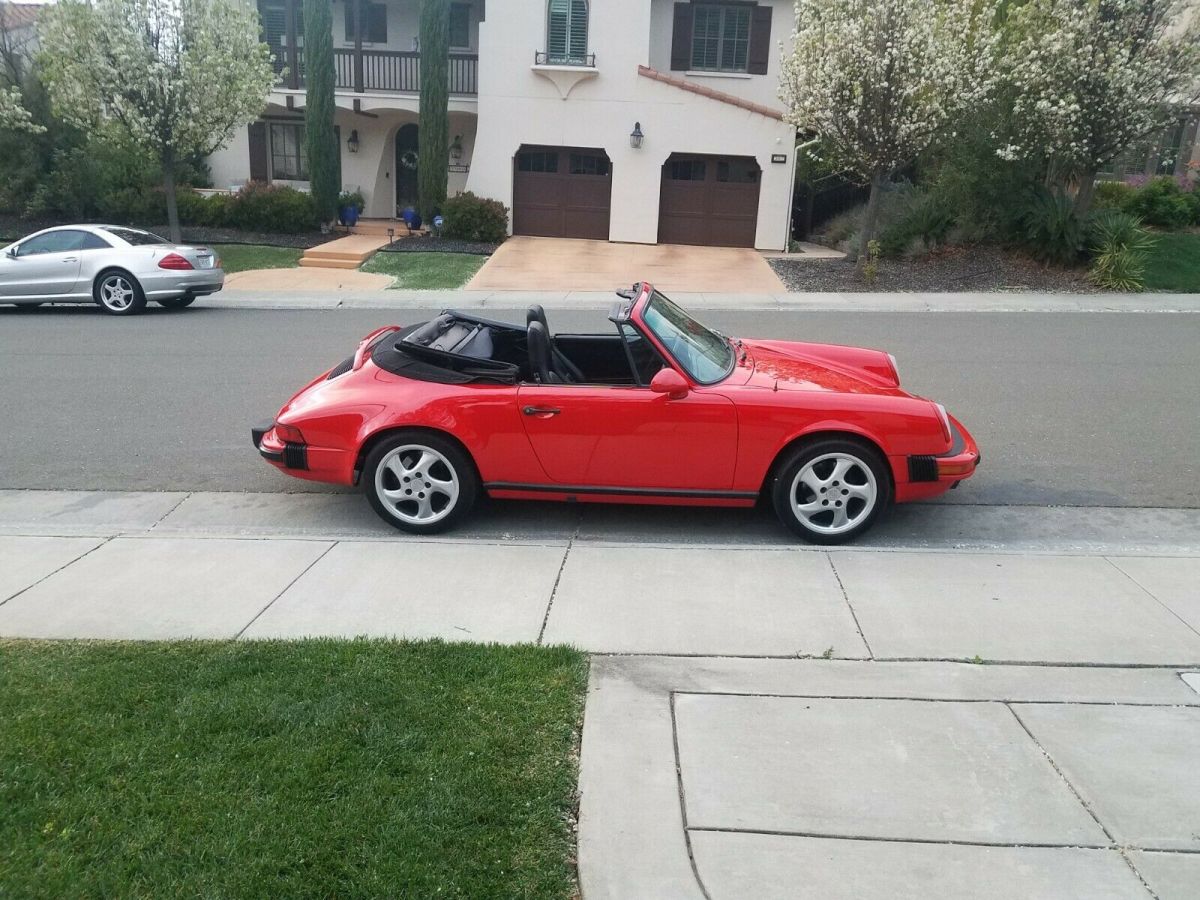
[99,274,136,311]
[374,444,460,525]
[789,451,878,536]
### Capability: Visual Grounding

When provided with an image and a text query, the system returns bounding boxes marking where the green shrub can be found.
[1183,183,1200,226]
[442,191,508,243]
[1092,180,1136,211]
[1087,210,1155,291]
[96,186,166,224]
[227,182,320,233]
[879,195,956,256]
[338,189,365,211]
[1021,190,1085,265]
[1125,177,1192,230]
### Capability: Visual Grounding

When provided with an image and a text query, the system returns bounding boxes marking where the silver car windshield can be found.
[641,290,734,384]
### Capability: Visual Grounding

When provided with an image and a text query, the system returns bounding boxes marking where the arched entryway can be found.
[394,123,419,212]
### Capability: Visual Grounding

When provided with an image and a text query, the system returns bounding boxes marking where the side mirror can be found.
[650,367,689,399]
[4,247,16,258]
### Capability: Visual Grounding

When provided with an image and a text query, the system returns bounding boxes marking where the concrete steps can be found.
[348,218,400,236]
[298,233,391,269]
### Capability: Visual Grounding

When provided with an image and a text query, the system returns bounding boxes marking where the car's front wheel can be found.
[156,295,195,310]
[94,270,146,316]
[771,438,891,544]
[363,431,478,534]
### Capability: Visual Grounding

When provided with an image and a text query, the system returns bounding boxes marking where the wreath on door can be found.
[399,150,419,170]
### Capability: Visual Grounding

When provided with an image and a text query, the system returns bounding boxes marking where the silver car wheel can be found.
[789,452,878,535]
[99,274,136,311]
[374,444,461,525]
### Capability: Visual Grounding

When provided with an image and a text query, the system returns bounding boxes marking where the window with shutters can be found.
[691,4,751,72]
[259,1,302,46]
[270,123,308,181]
[344,1,387,44]
[546,0,589,64]
[449,2,471,48]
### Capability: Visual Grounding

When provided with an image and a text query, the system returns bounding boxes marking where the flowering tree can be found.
[0,87,41,133]
[781,0,997,263]
[1000,0,1200,215]
[38,0,276,241]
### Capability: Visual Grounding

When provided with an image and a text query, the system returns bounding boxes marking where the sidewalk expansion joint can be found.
[234,541,337,639]
[1105,556,1200,641]
[669,691,716,900]
[1004,703,1159,898]
[0,536,113,608]
[537,514,580,645]
[148,492,192,530]
[826,551,873,658]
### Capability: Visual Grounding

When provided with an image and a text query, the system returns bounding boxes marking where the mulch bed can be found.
[770,244,1099,293]
[0,214,328,249]
[377,235,500,255]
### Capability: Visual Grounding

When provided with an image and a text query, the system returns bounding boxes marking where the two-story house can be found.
[206,0,799,250]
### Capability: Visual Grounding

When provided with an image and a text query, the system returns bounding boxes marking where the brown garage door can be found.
[658,154,761,247]
[513,145,612,240]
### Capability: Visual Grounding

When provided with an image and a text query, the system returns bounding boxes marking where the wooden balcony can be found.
[272,47,478,96]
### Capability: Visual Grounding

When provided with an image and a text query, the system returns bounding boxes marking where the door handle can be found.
[522,406,561,417]
[62,257,78,263]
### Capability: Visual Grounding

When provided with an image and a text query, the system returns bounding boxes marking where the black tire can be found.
[771,437,891,545]
[156,295,195,310]
[363,431,478,534]
[93,270,146,316]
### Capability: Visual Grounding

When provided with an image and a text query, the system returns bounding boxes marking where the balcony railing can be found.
[271,47,478,95]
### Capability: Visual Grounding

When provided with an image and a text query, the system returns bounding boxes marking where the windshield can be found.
[101,227,169,246]
[640,290,734,384]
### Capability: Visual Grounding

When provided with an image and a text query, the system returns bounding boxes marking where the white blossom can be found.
[0,86,43,133]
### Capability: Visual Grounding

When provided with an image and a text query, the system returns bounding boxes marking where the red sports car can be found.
[253,283,979,543]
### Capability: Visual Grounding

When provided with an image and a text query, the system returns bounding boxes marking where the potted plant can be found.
[338,190,365,226]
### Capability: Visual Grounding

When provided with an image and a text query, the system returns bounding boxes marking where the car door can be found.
[0,230,85,299]
[516,382,739,490]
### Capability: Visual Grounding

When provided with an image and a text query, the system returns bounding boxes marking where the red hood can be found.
[736,339,904,395]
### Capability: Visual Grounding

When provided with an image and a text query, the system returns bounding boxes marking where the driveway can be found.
[465,236,785,293]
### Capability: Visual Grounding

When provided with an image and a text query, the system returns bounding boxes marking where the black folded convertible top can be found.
[371,316,522,385]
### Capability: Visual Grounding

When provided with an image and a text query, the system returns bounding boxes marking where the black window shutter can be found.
[747,5,772,75]
[670,3,693,71]
[248,122,268,182]
[344,3,355,40]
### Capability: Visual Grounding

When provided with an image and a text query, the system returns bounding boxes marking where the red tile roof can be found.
[0,2,41,29]
[637,65,784,120]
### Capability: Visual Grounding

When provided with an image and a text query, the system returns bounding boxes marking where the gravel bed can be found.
[377,236,500,255]
[770,244,1098,293]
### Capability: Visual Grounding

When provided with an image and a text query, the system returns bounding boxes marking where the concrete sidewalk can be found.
[207,288,1200,313]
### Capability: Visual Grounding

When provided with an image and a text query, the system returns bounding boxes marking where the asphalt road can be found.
[1,304,1197,508]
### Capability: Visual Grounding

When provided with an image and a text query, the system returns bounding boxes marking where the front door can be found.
[394,123,419,214]
[516,384,739,490]
[0,230,86,299]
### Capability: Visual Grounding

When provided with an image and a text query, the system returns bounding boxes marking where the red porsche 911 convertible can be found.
[253,283,979,543]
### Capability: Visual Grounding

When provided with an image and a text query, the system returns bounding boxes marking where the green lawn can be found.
[213,243,302,273]
[0,639,587,899]
[361,251,487,289]
[1142,232,1200,292]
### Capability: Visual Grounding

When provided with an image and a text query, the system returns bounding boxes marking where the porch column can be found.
[353,0,364,92]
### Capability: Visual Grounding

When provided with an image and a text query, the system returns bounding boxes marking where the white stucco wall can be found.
[465,0,797,249]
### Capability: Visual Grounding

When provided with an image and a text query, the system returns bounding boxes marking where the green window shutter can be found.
[547,0,587,62]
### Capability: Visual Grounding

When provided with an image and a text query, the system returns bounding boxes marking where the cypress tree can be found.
[418,0,449,222]
[304,0,339,224]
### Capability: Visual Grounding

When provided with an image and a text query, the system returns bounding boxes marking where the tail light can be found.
[933,403,952,442]
[158,253,194,270]
[274,423,306,444]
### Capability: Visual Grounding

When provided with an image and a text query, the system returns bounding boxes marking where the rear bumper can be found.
[895,416,981,502]
[141,268,225,299]
[252,420,355,485]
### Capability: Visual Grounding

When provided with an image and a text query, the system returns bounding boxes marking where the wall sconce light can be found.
[629,122,644,149]
[450,134,464,161]
[347,129,360,153]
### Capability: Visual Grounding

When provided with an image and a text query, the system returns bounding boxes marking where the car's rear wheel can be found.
[94,270,146,316]
[363,432,478,534]
[771,438,891,544]
[156,295,195,310]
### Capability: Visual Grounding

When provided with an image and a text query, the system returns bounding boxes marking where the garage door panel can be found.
[658,154,761,248]
[514,146,611,240]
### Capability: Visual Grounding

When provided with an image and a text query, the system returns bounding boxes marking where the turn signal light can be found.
[273,423,306,444]
[158,253,194,270]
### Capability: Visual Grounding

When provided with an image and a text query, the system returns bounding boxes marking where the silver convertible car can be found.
[0,224,224,315]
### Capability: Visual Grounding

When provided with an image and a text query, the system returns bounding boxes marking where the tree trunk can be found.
[304,0,340,224]
[418,0,449,223]
[162,147,181,243]
[854,170,887,268]
[1073,169,1099,219]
